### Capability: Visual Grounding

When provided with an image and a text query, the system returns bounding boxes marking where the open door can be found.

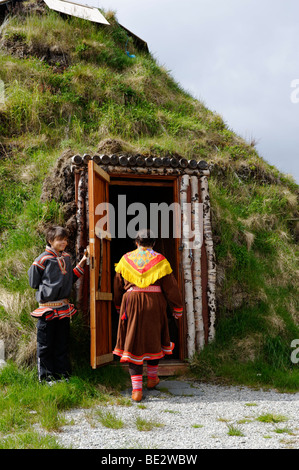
[88,160,113,368]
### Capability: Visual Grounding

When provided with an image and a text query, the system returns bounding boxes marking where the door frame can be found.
[109,173,186,361]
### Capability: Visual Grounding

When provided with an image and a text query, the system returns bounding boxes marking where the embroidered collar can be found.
[115,248,172,288]
[45,246,67,274]
[45,246,69,258]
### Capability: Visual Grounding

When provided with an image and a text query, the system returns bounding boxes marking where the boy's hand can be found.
[78,246,90,267]
[83,245,90,260]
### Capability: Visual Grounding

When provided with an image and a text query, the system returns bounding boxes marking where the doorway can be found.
[109,175,182,361]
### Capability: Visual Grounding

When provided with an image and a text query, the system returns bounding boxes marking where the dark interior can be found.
[109,180,180,360]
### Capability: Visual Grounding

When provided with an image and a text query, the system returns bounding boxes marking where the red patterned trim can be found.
[30,304,77,321]
[73,265,84,278]
[124,251,166,274]
[113,343,175,364]
[173,307,183,317]
[33,261,46,270]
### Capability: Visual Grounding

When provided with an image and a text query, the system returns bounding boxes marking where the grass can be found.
[226,424,245,437]
[135,417,164,432]
[0,361,128,448]
[256,413,288,424]
[273,427,294,435]
[96,409,124,429]
[0,431,66,449]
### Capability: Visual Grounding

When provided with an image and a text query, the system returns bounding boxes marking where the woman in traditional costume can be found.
[113,229,183,401]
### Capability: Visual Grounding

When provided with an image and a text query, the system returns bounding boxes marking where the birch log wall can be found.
[190,175,205,351]
[71,153,216,358]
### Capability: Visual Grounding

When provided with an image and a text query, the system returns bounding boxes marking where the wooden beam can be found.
[96,291,113,301]
[94,162,110,182]
[110,180,174,187]
[95,227,112,241]
[118,360,188,376]
[96,353,114,366]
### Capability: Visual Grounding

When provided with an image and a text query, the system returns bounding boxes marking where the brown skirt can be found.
[113,290,174,364]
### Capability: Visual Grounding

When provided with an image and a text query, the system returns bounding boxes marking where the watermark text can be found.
[94,196,203,249]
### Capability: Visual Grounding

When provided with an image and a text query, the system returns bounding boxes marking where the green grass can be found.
[96,409,124,429]
[0,431,66,449]
[227,424,245,437]
[273,427,294,435]
[256,414,288,424]
[135,417,164,432]
[0,361,128,448]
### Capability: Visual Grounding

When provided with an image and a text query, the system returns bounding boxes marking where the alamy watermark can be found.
[0,79,5,106]
[290,79,299,103]
[94,195,204,249]
[291,339,299,364]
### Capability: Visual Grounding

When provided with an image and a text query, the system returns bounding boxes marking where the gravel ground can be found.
[51,378,299,450]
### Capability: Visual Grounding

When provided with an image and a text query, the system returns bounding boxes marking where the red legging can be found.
[128,359,159,376]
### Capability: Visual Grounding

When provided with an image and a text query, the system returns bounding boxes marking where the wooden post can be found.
[190,176,205,351]
[76,169,87,306]
[200,175,217,342]
[180,174,196,358]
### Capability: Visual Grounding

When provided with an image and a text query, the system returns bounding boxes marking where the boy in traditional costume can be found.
[113,229,183,401]
[28,226,88,384]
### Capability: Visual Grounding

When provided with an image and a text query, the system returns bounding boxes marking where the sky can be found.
[79,0,299,183]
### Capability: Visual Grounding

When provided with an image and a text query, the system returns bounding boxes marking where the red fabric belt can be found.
[39,299,69,307]
[128,286,162,292]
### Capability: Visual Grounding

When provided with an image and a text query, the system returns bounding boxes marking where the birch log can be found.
[190,176,205,351]
[180,174,196,358]
[200,175,217,342]
[76,170,86,304]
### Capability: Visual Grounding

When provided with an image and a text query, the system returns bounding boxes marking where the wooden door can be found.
[88,160,113,368]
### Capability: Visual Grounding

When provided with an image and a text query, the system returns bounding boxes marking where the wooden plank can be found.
[110,172,178,181]
[88,161,97,369]
[110,180,174,187]
[96,291,113,301]
[88,160,113,369]
[106,167,210,177]
[94,162,110,182]
[95,226,112,241]
[96,353,114,366]
[119,361,188,377]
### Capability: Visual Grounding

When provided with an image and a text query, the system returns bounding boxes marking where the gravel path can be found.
[52,378,299,450]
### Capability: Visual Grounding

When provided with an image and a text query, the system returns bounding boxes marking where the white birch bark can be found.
[180,174,196,358]
[76,170,86,304]
[190,176,205,351]
[200,175,217,342]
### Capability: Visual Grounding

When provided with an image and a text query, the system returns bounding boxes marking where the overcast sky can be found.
[80,0,299,183]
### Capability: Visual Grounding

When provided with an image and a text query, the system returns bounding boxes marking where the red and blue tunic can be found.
[28,246,84,321]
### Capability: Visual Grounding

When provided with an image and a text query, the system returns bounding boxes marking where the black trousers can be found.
[37,317,71,381]
[128,359,159,376]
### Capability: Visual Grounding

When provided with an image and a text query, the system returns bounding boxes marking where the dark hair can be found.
[135,229,156,247]
[46,226,69,245]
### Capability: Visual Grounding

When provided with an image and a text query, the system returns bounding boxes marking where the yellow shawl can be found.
[115,248,172,288]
